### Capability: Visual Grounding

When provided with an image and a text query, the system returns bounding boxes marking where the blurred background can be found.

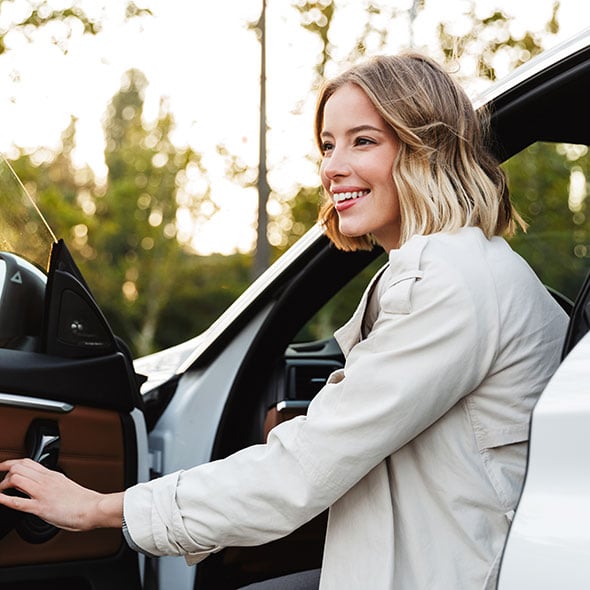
[0,0,587,356]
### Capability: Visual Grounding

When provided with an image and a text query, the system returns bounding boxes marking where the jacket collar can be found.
[334,263,389,356]
[333,235,428,356]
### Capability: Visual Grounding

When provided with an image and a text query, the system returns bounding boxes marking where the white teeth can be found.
[333,190,369,203]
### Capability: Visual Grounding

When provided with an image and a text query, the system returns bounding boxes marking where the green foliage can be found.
[155,253,251,350]
[10,68,251,358]
[285,185,322,246]
[77,70,223,356]
[264,184,322,262]
[504,142,589,300]
[9,120,88,239]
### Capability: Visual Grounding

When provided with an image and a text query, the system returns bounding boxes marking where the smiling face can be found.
[319,82,401,251]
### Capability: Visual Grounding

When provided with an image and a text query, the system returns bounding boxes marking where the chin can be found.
[338,225,366,239]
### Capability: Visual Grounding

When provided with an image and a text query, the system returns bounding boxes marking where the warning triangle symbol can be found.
[10,271,22,284]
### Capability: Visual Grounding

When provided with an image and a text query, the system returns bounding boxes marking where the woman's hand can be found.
[0,458,124,532]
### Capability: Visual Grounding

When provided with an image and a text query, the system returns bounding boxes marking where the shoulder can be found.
[391,227,511,268]
[379,228,533,331]
[374,230,485,322]
[390,227,536,292]
[386,228,503,295]
[383,227,563,329]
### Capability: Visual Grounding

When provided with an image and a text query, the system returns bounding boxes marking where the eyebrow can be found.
[320,124,386,138]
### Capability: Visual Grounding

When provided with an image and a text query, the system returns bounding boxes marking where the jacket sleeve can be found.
[123,236,497,563]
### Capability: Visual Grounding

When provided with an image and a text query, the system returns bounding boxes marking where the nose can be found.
[321,147,351,180]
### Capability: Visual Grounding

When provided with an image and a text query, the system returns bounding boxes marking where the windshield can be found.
[0,156,56,272]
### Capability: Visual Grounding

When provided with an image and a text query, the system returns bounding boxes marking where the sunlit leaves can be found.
[292,0,335,78]
[0,0,152,55]
[437,1,557,83]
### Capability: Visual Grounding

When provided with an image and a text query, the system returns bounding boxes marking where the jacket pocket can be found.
[475,425,530,510]
[473,423,529,451]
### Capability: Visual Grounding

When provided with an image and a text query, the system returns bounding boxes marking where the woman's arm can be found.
[0,458,123,531]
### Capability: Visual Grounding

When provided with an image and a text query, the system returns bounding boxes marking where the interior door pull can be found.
[26,419,60,469]
[0,419,61,542]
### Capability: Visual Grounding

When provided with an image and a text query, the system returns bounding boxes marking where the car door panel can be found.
[0,402,128,566]
[0,349,140,412]
[0,193,145,588]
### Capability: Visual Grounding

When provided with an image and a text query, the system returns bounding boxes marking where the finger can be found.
[0,459,22,472]
[0,460,47,495]
[0,488,34,513]
[0,459,53,482]
[0,458,43,473]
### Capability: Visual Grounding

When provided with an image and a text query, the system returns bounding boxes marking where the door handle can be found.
[25,419,60,468]
[0,419,61,542]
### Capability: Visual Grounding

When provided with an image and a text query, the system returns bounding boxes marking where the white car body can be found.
[499,331,590,588]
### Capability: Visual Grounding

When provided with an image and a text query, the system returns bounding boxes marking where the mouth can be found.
[333,189,370,208]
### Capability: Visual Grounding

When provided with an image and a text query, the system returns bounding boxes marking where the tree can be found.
[252,0,272,279]
[9,118,92,241]
[436,0,559,82]
[293,0,335,81]
[224,0,337,276]
[10,67,230,357]
[0,0,150,56]
[80,69,215,356]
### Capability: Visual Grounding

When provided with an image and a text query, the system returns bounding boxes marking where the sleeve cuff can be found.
[122,515,157,558]
[123,471,221,562]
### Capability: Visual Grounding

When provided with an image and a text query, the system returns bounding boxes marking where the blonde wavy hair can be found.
[314,53,525,251]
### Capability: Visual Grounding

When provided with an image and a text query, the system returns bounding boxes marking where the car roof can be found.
[474,27,590,110]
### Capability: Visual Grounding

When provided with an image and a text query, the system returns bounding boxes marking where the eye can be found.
[321,141,334,154]
[354,137,375,147]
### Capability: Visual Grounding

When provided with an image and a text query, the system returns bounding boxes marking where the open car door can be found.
[0,158,147,590]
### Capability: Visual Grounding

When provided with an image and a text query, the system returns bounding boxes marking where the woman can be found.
[0,54,568,589]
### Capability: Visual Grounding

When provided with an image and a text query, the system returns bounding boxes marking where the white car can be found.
[0,27,589,590]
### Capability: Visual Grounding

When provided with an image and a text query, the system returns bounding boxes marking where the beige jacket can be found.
[125,228,568,589]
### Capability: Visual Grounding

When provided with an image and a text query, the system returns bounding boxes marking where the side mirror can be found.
[0,252,46,352]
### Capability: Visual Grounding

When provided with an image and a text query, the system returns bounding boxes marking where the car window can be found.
[504,141,589,302]
[293,254,387,342]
